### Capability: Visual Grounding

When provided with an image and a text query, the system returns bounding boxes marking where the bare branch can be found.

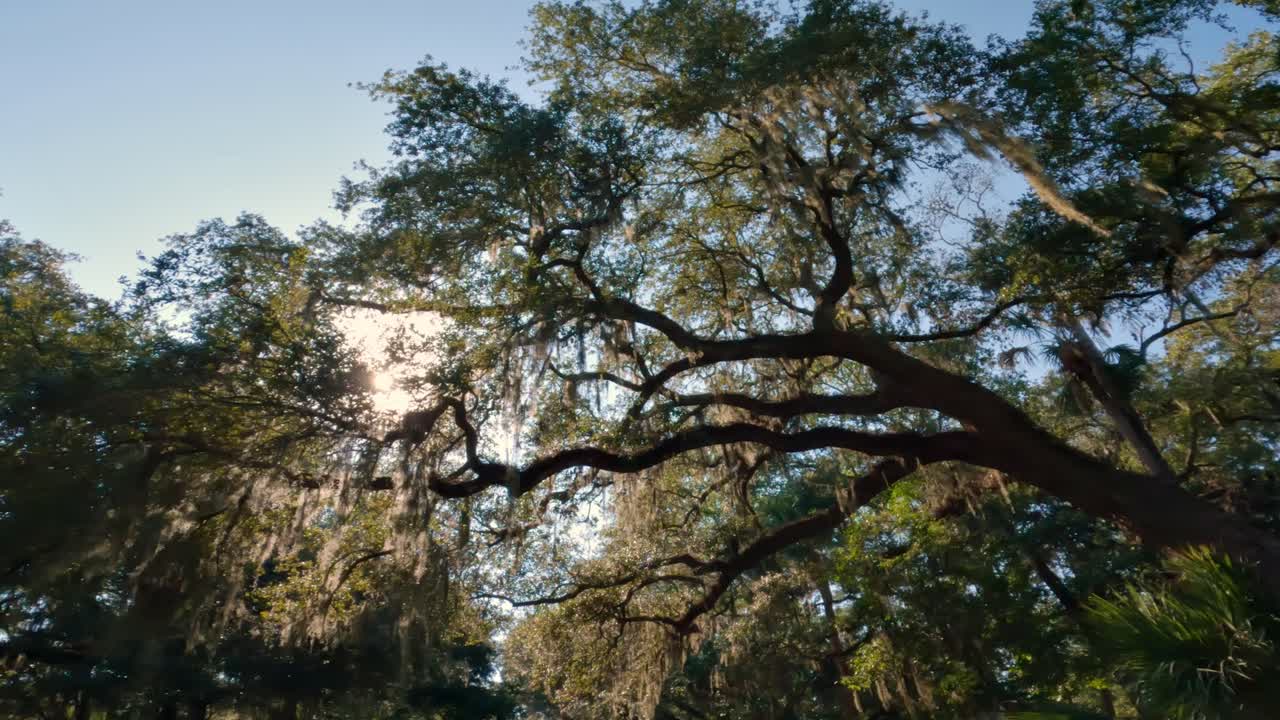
[671,457,920,633]
[1139,307,1241,357]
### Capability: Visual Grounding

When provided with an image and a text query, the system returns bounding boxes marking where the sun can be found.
[335,309,421,415]
[371,370,395,394]
[368,369,413,414]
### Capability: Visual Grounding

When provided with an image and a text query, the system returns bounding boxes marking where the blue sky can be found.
[0,1,1259,297]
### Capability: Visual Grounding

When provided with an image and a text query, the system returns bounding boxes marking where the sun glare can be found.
[368,370,413,414]
[372,371,395,393]
[336,310,428,415]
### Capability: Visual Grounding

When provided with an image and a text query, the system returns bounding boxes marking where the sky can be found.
[0,1,1263,298]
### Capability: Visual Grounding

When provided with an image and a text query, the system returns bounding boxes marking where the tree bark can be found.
[858,333,1280,599]
[1062,319,1178,484]
[1017,540,1117,720]
[411,322,1280,602]
[816,577,862,720]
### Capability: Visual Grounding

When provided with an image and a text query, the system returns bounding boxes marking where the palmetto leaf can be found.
[999,345,1035,369]
[1085,548,1280,719]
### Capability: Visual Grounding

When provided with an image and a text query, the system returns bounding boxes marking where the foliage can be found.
[1086,548,1280,719]
[3,1,1280,719]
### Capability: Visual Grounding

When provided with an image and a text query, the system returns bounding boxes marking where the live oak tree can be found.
[3,0,1279,718]
[336,0,1273,715]
[325,0,1279,644]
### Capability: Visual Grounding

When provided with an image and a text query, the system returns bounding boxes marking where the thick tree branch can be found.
[813,193,854,331]
[670,390,904,418]
[427,423,977,499]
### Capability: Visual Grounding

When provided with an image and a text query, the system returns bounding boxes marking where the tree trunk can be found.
[816,576,862,720]
[1003,432,1280,596]
[1014,536,1117,720]
[1026,549,1082,615]
[860,335,1280,600]
[1062,319,1177,484]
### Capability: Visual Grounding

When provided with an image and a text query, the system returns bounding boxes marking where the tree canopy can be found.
[3,1,1280,718]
